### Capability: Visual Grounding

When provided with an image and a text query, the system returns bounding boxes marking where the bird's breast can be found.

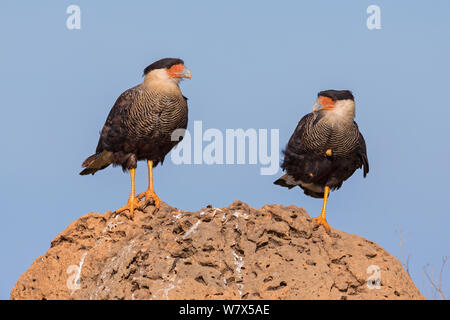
[126,89,188,141]
[304,116,359,157]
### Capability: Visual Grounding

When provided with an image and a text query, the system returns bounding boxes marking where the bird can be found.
[274,90,369,232]
[80,58,191,215]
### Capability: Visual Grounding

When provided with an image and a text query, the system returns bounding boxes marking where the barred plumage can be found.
[80,58,189,175]
[275,90,369,198]
[80,58,191,216]
[274,90,368,232]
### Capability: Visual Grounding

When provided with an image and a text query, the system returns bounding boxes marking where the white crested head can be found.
[313,90,356,122]
[142,58,191,88]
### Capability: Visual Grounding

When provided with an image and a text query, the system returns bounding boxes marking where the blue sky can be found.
[1,0,449,299]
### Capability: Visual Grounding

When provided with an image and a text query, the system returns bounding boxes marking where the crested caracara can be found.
[274,90,369,232]
[80,58,191,215]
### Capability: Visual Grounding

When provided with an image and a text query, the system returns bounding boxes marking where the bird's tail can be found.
[274,174,326,198]
[273,174,297,189]
[79,151,113,175]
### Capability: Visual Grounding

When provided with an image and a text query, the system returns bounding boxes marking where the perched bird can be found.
[274,90,369,232]
[80,58,191,215]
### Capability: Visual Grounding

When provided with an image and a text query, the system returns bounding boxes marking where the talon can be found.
[138,190,161,210]
[312,216,331,233]
[116,195,140,216]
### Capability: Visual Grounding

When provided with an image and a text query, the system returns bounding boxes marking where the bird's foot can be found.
[312,215,331,233]
[115,196,141,216]
[137,189,161,210]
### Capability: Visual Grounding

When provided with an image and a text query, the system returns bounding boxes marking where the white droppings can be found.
[182,220,201,239]
[232,251,244,277]
[210,208,222,218]
[233,211,249,219]
[103,220,124,233]
[153,276,178,300]
[96,219,124,245]
[173,213,183,220]
[162,283,175,300]
[68,252,88,296]
[232,251,245,297]
[91,240,137,299]
[237,283,244,296]
[172,210,190,220]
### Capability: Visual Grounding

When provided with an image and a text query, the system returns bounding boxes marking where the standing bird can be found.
[274,90,369,232]
[80,58,191,215]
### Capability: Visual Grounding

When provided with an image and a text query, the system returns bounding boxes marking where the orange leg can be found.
[312,186,331,233]
[137,160,161,209]
[116,168,140,215]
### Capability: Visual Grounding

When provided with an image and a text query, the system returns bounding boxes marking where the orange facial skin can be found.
[318,96,336,110]
[168,64,191,79]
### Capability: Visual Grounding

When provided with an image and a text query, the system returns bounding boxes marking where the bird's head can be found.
[312,90,355,119]
[143,58,191,85]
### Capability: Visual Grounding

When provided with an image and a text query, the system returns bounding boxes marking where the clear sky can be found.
[1,0,449,299]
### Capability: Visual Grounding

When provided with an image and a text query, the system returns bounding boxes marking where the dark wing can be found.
[355,121,369,177]
[281,112,327,179]
[284,113,310,155]
[276,112,329,197]
[95,87,139,153]
[281,112,323,169]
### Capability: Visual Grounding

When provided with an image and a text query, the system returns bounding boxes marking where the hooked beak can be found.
[180,67,191,79]
[312,101,322,112]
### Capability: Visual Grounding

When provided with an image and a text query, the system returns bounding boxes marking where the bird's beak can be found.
[180,67,191,79]
[312,101,322,112]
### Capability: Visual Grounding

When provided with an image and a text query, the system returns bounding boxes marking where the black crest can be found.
[318,90,354,101]
[143,58,184,76]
